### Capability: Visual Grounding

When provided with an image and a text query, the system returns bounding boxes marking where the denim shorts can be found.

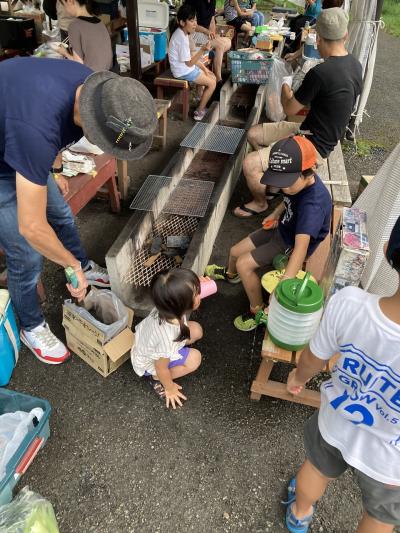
[305,411,400,526]
[177,65,201,83]
[143,347,190,376]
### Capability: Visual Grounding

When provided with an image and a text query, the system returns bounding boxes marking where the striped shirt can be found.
[131,309,187,376]
[224,0,239,22]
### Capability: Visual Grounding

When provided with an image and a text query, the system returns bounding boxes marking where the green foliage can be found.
[382,0,400,38]
[343,139,385,157]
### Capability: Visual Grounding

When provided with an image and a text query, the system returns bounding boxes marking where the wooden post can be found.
[376,0,384,20]
[125,0,141,80]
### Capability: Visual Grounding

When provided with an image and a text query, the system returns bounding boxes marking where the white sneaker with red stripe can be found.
[21,323,70,365]
[83,260,110,288]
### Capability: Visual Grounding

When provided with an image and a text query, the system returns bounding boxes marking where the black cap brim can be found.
[260,168,302,188]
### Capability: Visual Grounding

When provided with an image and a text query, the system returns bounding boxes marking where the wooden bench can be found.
[154,69,190,121]
[250,332,340,407]
[64,154,120,216]
[250,206,343,407]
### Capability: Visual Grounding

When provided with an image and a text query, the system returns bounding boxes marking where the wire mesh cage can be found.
[123,215,199,287]
[129,175,215,218]
[180,123,245,155]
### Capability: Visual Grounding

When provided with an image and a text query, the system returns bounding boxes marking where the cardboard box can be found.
[321,207,370,300]
[62,304,134,377]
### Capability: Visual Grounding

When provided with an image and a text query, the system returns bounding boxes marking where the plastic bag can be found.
[0,487,59,533]
[265,58,292,122]
[292,58,324,93]
[0,409,43,482]
[64,288,128,342]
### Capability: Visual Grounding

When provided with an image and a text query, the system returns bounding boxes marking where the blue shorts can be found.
[144,347,190,376]
[177,65,201,83]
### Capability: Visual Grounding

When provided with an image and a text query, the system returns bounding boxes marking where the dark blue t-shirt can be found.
[278,174,332,257]
[0,57,92,185]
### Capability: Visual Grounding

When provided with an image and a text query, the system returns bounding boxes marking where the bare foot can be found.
[233,201,268,218]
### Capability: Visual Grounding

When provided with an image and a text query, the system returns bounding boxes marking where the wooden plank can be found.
[261,331,293,362]
[250,359,274,401]
[306,232,331,282]
[317,158,332,199]
[250,378,321,408]
[328,142,352,207]
[116,159,128,200]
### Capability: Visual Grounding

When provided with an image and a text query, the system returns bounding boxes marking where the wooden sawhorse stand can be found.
[250,332,339,408]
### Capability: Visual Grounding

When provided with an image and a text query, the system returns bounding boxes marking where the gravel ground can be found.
[7,30,400,533]
[342,30,400,199]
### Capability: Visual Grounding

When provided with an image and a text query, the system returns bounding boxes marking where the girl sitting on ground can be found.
[131,268,203,409]
[57,0,113,71]
[168,4,217,121]
[224,0,253,41]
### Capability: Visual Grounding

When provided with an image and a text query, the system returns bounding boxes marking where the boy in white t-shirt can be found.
[168,4,216,121]
[284,216,400,533]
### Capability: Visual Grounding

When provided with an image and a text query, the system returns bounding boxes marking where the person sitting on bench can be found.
[205,136,332,332]
[169,4,217,122]
[184,0,231,88]
[224,0,253,41]
[233,8,362,218]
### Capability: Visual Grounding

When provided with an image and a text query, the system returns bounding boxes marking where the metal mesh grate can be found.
[180,123,245,154]
[123,215,199,287]
[163,179,214,217]
[129,175,171,211]
[129,176,214,218]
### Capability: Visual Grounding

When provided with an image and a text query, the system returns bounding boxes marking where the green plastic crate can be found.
[228,51,274,84]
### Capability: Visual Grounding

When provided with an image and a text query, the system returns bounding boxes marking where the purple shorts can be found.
[144,347,190,376]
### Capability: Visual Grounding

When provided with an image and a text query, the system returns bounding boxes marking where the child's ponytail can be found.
[150,268,200,342]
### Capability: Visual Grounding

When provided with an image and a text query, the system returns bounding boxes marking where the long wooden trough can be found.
[106,80,268,315]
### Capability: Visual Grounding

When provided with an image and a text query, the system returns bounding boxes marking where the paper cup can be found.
[199,277,217,299]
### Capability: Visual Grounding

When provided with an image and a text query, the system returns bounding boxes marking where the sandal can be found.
[146,376,165,399]
[233,203,268,218]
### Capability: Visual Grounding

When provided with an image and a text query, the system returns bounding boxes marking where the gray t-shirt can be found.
[68,16,113,72]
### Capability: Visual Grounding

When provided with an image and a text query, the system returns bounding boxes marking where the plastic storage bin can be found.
[122,0,169,61]
[139,29,167,61]
[0,389,51,506]
[0,290,20,387]
[228,51,274,84]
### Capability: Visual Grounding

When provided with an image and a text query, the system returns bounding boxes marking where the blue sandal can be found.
[283,478,314,533]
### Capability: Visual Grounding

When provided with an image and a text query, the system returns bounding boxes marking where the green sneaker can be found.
[204,264,241,284]
[234,310,258,331]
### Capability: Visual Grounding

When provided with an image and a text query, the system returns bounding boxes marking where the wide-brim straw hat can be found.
[79,71,157,160]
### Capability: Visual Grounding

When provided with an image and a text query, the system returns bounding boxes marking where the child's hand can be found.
[202,40,212,51]
[262,214,278,230]
[287,369,305,395]
[165,383,187,409]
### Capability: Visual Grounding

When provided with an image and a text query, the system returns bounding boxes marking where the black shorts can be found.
[249,227,292,267]
[305,412,400,526]
[228,16,250,31]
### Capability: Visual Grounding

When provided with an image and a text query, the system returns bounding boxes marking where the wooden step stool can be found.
[154,69,190,121]
[250,331,339,408]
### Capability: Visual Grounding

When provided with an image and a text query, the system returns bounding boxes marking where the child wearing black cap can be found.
[205,135,332,331]
[283,216,400,533]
